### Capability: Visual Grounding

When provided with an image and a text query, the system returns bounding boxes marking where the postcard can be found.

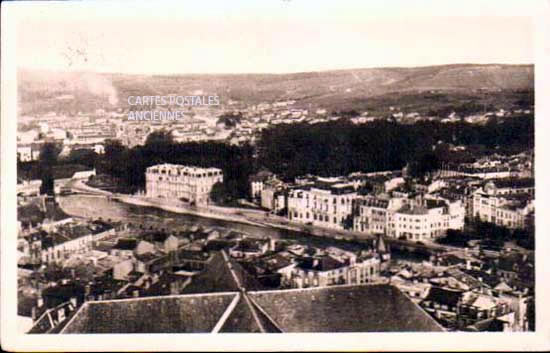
[1,0,549,351]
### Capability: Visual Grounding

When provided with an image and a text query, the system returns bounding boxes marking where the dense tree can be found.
[37,143,62,195]
[39,173,55,195]
[104,139,125,159]
[38,142,62,166]
[257,115,533,181]
[217,113,243,128]
[62,149,98,169]
[209,182,231,205]
[96,138,256,198]
[408,152,440,179]
[84,114,534,199]
[144,129,174,146]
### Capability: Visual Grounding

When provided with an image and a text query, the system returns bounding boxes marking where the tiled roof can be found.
[296,256,344,272]
[60,284,444,334]
[179,252,240,294]
[18,203,45,225]
[422,286,463,308]
[61,293,237,333]
[248,284,445,332]
[219,294,281,333]
[466,318,506,332]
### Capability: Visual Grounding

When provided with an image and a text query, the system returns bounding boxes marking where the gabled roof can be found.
[179,252,240,294]
[219,294,282,333]
[493,281,513,292]
[466,318,506,332]
[248,284,445,332]
[60,284,444,334]
[113,238,138,251]
[422,286,463,308]
[466,294,498,310]
[296,255,344,272]
[60,292,238,333]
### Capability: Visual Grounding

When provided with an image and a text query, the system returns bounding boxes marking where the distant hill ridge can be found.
[17,64,533,115]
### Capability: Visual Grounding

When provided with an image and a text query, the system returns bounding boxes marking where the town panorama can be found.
[16,64,535,334]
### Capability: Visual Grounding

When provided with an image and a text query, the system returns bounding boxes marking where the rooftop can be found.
[60,284,444,334]
[60,292,237,334]
[248,284,445,332]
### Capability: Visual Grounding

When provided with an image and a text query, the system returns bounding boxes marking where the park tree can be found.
[210,182,231,205]
[38,142,61,195]
[39,142,62,166]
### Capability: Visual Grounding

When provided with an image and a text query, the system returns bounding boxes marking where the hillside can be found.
[17,64,534,116]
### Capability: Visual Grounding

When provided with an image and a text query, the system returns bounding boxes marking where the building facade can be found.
[287,184,356,230]
[387,198,465,242]
[146,164,223,206]
[282,254,381,289]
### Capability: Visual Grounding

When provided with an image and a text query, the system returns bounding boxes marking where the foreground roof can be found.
[248,284,445,332]
[58,284,444,334]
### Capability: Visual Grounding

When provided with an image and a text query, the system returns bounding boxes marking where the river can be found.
[57,194,428,261]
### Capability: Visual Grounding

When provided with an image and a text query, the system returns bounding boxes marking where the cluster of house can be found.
[229,234,390,289]
[249,161,534,242]
[439,151,534,179]
[17,188,533,334]
[18,217,118,265]
[17,208,393,333]
[17,110,224,161]
[18,209,534,333]
[388,249,533,331]
[17,116,116,162]
[18,101,534,159]
[374,105,533,125]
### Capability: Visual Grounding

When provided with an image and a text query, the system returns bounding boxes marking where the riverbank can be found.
[114,194,307,234]
[65,180,452,254]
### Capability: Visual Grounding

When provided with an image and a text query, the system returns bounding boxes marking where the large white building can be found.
[145,164,223,206]
[282,251,381,289]
[387,198,464,242]
[354,195,465,242]
[287,183,357,230]
[471,187,534,230]
[353,196,406,234]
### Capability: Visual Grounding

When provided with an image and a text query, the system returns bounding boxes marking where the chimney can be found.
[58,308,66,322]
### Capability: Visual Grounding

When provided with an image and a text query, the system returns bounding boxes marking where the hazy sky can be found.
[12,0,536,74]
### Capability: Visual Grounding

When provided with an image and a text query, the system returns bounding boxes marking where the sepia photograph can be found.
[1,0,549,351]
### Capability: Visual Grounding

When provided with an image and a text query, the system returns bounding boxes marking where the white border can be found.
[2,0,550,351]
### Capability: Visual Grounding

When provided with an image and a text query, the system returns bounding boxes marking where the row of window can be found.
[290,211,345,225]
[152,169,222,177]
